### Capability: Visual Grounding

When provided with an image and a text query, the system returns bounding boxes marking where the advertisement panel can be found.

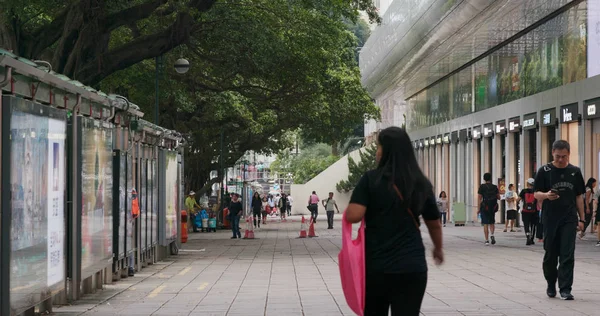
[126,155,133,254]
[6,97,66,314]
[118,154,126,258]
[164,151,178,240]
[141,159,147,251]
[80,117,113,276]
[151,160,158,245]
[589,0,600,78]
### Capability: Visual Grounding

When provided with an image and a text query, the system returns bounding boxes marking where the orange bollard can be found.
[298,216,307,238]
[223,208,230,229]
[308,218,317,238]
[181,210,188,243]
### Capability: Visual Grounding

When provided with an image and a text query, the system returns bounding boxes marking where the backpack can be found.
[523,191,536,212]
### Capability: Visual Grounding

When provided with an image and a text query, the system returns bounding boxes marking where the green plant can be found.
[336,145,377,192]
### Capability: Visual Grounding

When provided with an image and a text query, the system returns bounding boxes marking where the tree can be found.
[0,1,381,195]
[336,144,377,193]
[0,0,380,86]
[271,143,339,184]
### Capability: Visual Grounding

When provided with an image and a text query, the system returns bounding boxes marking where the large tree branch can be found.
[105,0,168,32]
[21,5,71,58]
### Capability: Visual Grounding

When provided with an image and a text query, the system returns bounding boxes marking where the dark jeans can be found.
[522,212,538,237]
[365,272,427,316]
[536,213,544,239]
[326,210,334,228]
[231,215,241,238]
[309,204,318,221]
[583,208,593,232]
[440,212,447,225]
[543,222,576,293]
[252,211,261,227]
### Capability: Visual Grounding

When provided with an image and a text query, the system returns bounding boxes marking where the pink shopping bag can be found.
[338,211,365,316]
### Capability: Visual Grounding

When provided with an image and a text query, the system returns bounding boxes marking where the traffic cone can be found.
[243,217,250,239]
[308,218,317,237]
[298,216,307,238]
[244,217,255,239]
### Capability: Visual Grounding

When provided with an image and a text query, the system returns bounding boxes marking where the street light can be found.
[154,57,190,124]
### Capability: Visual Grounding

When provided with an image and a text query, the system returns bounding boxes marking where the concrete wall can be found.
[290,148,367,215]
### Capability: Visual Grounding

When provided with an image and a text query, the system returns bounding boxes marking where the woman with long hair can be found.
[580,177,596,239]
[437,191,449,227]
[251,192,262,228]
[346,127,444,316]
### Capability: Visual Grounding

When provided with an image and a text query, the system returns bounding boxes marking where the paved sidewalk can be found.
[53,216,600,316]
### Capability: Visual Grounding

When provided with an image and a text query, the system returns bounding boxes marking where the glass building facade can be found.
[406,1,588,131]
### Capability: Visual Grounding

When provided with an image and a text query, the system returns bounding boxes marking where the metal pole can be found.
[154,56,161,125]
[220,129,224,210]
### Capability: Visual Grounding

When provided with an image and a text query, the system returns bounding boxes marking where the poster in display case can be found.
[2,96,66,314]
[140,159,147,251]
[151,159,158,245]
[79,116,114,277]
[126,155,133,255]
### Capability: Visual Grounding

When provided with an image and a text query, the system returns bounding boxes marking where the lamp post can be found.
[154,57,190,125]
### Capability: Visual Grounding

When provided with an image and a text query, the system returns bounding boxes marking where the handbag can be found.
[338,211,366,316]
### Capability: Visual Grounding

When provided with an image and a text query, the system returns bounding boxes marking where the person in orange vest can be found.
[129,189,140,277]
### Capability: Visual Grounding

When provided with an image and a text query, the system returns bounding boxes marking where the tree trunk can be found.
[331,141,339,156]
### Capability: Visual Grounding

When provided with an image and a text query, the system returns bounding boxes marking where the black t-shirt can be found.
[534,163,585,224]
[349,170,440,274]
[229,201,243,217]
[478,183,499,202]
[518,188,538,212]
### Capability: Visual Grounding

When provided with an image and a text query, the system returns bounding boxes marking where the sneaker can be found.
[595,241,600,247]
[443,224,446,227]
[526,237,532,246]
[510,229,516,232]
[547,286,557,298]
[491,236,496,245]
[503,229,507,232]
[560,292,574,300]
[230,236,238,239]
[485,240,490,246]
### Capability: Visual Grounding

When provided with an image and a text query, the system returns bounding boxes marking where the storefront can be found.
[471,126,482,222]
[559,103,580,166]
[522,112,538,179]
[584,98,600,181]
[495,119,507,223]
[541,108,557,165]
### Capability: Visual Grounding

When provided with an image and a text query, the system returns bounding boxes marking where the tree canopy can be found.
[1,0,381,195]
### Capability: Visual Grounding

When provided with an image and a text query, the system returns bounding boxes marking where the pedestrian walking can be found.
[185,191,201,232]
[534,140,585,300]
[504,184,517,232]
[287,194,293,216]
[268,194,276,216]
[279,193,289,221]
[308,191,319,222]
[322,192,340,229]
[437,191,449,227]
[518,178,538,245]
[261,196,268,224]
[478,173,500,245]
[580,178,596,239]
[251,192,262,228]
[346,127,443,316]
[228,193,243,239]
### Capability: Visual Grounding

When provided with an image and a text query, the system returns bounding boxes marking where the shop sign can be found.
[436,136,442,144]
[472,126,481,139]
[443,134,450,144]
[424,139,430,147]
[414,141,419,149]
[459,129,468,142]
[419,140,424,148]
[560,103,578,123]
[522,113,537,130]
[541,109,555,127]
[495,120,506,135]
[508,117,520,133]
[498,178,506,195]
[483,124,493,137]
[585,97,600,119]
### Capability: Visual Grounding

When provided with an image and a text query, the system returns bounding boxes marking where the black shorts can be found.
[506,210,517,220]
[596,211,600,224]
[480,210,495,225]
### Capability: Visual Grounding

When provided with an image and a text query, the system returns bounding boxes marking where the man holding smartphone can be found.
[534,140,585,301]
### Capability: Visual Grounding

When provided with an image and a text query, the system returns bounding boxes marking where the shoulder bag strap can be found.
[392,184,420,230]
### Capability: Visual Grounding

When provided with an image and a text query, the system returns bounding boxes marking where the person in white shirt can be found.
[286,194,293,216]
[504,184,517,232]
